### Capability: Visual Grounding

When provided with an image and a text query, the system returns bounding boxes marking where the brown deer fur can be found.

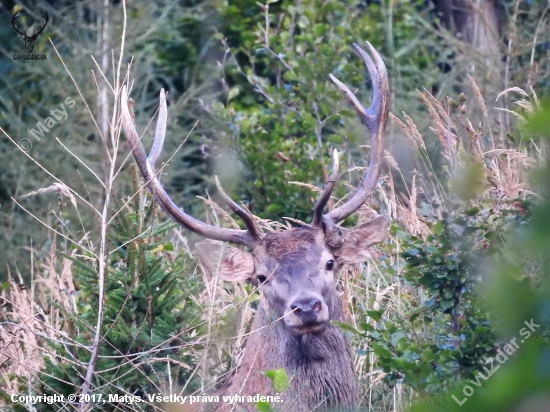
[195,217,389,411]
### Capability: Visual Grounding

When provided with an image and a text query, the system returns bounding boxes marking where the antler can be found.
[11,12,49,40]
[120,86,261,248]
[312,149,339,226]
[28,13,48,41]
[313,42,389,230]
[11,12,26,37]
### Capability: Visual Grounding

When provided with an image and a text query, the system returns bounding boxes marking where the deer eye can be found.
[257,275,268,284]
[326,260,334,271]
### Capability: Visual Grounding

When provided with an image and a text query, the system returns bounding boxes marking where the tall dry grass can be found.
[1,76,540,410]
[0,1,544,411]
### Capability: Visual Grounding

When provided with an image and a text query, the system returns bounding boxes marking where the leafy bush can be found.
[406,101,550,412]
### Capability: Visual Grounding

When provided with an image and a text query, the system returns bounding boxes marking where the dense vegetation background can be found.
[0,0,549,411]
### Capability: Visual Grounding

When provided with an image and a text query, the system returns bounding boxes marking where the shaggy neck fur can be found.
[222,293,359,411]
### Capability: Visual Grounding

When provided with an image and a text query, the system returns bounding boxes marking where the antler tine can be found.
[214,176,262,239]
[11,12,26,36]
[324,41,389,225]
[120,85,258,248]
[31,13,49,39]
[148,89,168,168]
[312,149,339,226]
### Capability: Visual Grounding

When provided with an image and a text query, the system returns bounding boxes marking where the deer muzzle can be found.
[285,296,330,335]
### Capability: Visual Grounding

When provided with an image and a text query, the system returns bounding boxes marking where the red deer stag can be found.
[121,41,389,411]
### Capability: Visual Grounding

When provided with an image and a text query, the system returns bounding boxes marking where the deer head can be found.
[121,41,389,409]
[11,11,49,54]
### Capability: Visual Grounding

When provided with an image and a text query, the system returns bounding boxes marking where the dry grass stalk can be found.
[384,151,400,171]
[422,89,458,132]
[282,216,309,226]
[1,280,48,396]
[0,284,35,393]
[383,171,398,219]
[489,150,535,198]
[0,237,82,402]
[467,74,488,118]
[197,195,242,230]
[402,113,426,150]
[418,91,454,162]
[390,112,425,150]
[395,197,431,237]
[458,84,542,199]
[288,181,322,192]
[43,236,75,314]
[410,84,541,203]
[20,183,78,209]
[495,86,540,122]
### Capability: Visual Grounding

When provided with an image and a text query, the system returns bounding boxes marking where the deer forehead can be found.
[253,228,333,271]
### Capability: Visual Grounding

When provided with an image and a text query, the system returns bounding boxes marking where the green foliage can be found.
[263,368,289,393]
[406,96,550,412]
[401,203,529,317]
[34,192,202,410]
[257,368,288,411]
[343,201,534,396]
[207,0,439,222]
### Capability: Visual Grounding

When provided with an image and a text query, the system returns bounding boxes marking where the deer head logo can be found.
[11,11,49,54]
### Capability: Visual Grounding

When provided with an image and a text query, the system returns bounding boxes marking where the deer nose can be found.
[291,298,322,317]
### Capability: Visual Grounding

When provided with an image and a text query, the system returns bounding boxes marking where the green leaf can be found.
[257,401,274,412]
[432,221,445,235]
[334,321,364,336]
[440,299,455,310]
[420,348,435,362]
[263,368,289,393]
[366,309,383,321]
[228,87,240,102]
[391,331,406,346]
[283,71,298,81]
[466,206,480,216]
[266,204,280,213]
[372,342,393,359]
[359,322,374,332]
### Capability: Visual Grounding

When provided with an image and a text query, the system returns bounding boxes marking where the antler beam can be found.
[314,41,389,227]
[11,12,49,40]
[312,149,339,226]
[120,86,260,248]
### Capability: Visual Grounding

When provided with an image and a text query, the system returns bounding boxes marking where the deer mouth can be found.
[285,300,330,335]
[290,321,328,335]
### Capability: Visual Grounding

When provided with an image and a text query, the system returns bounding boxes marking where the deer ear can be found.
[332,216,390,264]
[195,242,254,282]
